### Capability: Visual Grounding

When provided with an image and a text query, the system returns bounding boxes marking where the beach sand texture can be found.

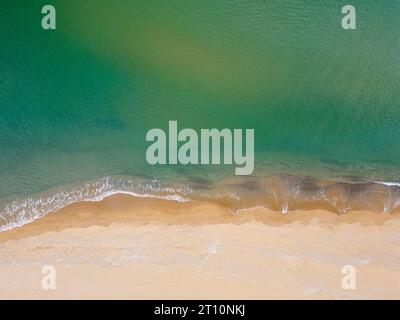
[1,194,400,299]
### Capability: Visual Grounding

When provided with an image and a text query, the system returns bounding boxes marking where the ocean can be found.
[1,0,400,231]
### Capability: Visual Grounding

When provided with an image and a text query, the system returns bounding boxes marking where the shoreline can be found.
[2,174,400,233]
[1,193,397,241]
[1,194,400,299]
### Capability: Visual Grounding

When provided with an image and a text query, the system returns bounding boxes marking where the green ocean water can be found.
[1,1,400,226]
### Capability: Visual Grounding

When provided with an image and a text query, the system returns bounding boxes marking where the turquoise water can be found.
[1,1,400,228]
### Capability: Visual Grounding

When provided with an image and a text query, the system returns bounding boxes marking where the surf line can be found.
[146,121,254,175]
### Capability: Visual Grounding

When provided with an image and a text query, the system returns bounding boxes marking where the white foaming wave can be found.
[0,177,191,233]
[374,181,400,187]
[91,190,190,203]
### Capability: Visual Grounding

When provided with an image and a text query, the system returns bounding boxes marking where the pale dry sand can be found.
[1,194,400,299]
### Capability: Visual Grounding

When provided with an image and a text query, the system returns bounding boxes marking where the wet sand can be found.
[0,194,400,299]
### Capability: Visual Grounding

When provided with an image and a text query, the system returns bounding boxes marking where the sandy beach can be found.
[0,194,400,299]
